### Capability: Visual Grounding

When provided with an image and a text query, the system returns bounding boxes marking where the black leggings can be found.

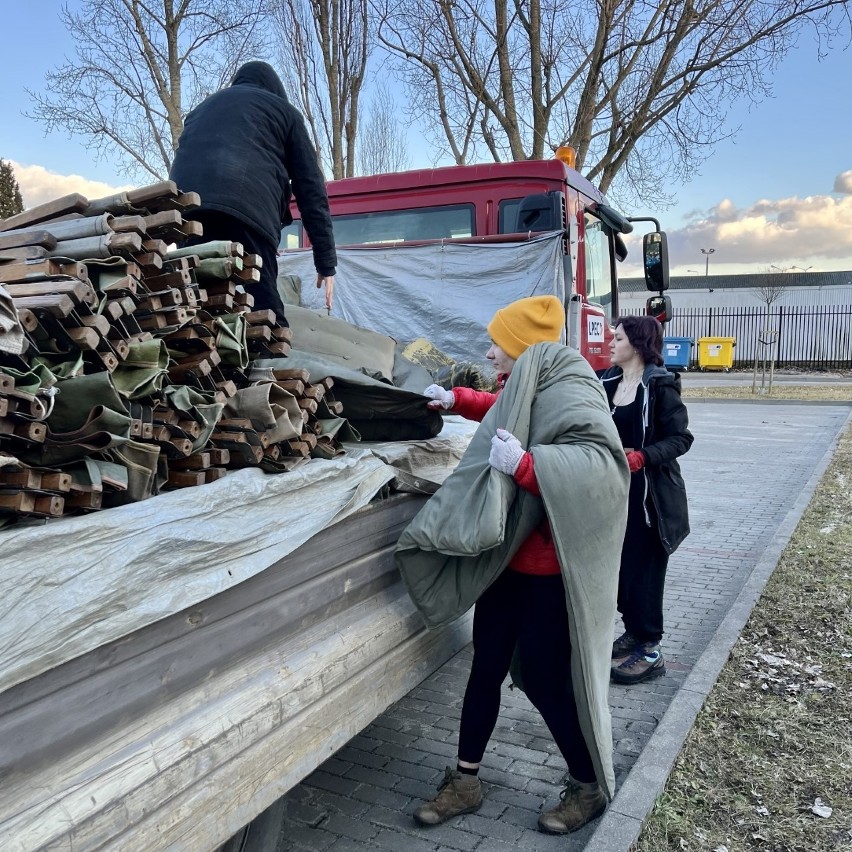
[458,570,597,784]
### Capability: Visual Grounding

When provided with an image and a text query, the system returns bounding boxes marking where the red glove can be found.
[626,450,646,473]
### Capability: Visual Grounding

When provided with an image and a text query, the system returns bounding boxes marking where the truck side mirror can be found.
[646,294,672,324]
[643,231,670,292]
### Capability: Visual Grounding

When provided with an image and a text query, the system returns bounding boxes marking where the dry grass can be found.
[634,424,852,852]
[682,385,851,402]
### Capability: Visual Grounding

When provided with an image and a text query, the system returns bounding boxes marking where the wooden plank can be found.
[2,279,94,303]
[40,472,72,492]
[199,449,225,467]
[244,309,277,327]
[0,420,47,442]
[0,469,42,489]
[63,491,103,511]
[246,325,272,342]
[0,245,50,263]
[266,341,291,356]
[0,194,88,232]
[107,232,144,254]
[66,327,101,351]
[0,229,57,252]
[166,470,206,488]
[110,215,148,236]
[276,379,305,395]
[170,452,211,471]
[0,258,87,284]
[271,367,310,383]
[126,181,179,206]
[16,309,38,333]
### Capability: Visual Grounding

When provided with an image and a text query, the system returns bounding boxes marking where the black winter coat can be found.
[169,62,337,276]
[599,365,693,554]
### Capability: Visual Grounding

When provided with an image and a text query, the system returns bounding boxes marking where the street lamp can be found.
[700,248,715,292]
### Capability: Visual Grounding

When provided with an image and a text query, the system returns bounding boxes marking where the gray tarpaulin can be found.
[0,434,473,696]
[277,232,566,366]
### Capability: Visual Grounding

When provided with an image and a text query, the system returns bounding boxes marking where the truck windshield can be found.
[584,212,614,320]
[330,204,475,246]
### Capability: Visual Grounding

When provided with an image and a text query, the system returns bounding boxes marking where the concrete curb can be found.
[585,406,852,852]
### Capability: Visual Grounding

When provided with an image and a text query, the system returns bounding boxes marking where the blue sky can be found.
[2,2,851,278]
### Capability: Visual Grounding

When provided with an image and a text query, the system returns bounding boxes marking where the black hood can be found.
[231,62,288,100]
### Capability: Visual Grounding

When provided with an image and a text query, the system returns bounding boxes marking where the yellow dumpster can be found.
[698,337,735,371]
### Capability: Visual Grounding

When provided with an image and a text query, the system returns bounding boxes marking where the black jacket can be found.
[169,62,337,276]
[599,364,693,554]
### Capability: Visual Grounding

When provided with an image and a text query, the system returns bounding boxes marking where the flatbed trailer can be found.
[0,433,473,851]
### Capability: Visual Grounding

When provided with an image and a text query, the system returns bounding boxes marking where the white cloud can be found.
[622,180,852,275]
[834,170,852,194]
[9,161,134,209]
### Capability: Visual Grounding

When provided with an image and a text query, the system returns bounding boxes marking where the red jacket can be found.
[452,385,560,576]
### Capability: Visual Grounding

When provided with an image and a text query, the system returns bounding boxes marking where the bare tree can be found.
[752,266,786,393]
[276,0,371,179]
[757,268,786,317]
[375,0,851,205]
[27,0,270,181]
[357,81,411,175]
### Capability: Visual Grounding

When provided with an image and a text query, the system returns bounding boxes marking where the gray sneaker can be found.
[413,767,483,826]
[538,778,607,834]
[611,642,666,684]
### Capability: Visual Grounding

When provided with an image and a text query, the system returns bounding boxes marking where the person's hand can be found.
[423,384,455,410]
[626,450,646,473]
[489,428,525,475]
[316,273,335,311]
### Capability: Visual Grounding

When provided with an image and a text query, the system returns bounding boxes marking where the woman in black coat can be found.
[598,316,693,685]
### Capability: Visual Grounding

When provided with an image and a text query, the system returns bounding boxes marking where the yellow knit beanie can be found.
[487,295,564,360]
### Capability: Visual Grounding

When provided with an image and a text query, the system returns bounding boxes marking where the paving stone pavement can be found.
[273,401,852,852]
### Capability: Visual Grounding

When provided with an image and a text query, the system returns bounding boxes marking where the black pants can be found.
[183,210,289,327]
[618,483,669,644]
[458,570,597,784]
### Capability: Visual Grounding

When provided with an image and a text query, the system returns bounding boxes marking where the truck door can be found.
[578,210,615,372]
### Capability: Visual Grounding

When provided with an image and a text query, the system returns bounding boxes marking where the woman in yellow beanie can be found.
[423,295,564,418]
[416,295,613,835]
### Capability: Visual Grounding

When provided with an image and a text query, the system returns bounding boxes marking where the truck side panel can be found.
[0,495,472,852]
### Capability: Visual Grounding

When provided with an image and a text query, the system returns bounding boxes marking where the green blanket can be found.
[395,342,629,797]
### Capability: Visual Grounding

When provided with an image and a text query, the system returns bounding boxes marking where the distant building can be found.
[618,270,852,311]
[617,270,852,368]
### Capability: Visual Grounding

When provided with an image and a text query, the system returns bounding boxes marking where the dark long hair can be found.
[615,315,664,366]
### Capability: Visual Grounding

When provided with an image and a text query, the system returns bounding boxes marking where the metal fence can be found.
[621,305,852,370]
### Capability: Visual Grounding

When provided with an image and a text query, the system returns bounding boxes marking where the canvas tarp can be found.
[277,232,567,366]
[0,432,472,696]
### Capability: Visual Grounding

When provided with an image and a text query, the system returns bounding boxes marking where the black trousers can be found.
[458,570,597,784]
[618,482,669,644]
[183,210,289,327]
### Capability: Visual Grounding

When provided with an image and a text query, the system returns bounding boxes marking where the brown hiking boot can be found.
[538,778,607,834]
[413,767,483,826]
[611,642,666,685]
[611,630,638,660]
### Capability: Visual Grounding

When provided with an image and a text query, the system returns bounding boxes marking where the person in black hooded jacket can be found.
[169,61,337,325]
[598,315,693,685]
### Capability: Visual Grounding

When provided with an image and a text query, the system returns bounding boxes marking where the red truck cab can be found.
[282,153,667,371]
